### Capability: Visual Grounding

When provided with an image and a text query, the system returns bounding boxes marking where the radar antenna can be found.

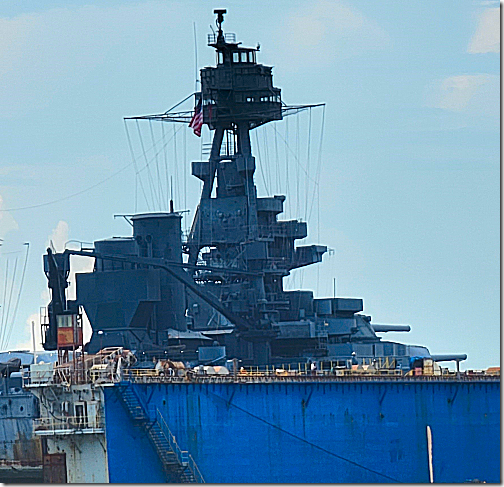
[214,8,226,37]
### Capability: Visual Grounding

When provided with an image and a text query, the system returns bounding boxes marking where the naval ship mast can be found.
[182,10,326,363]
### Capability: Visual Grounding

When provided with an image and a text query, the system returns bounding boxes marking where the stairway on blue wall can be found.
[116,383,204,483]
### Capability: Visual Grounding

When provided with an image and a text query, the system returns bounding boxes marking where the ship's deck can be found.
[24,354,500,388]
[120,369,499,385]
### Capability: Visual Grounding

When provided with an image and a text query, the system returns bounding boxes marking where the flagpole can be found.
[193,22,199,93]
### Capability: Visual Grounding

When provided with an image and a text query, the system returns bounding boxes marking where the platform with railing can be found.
[23,353,500,388]
[33,415,105,436]
[120,371,500,384]
[119,362,500,385]
[207,32,236,45]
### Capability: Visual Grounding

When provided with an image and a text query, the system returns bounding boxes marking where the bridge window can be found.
[217,52,224,64]
[246,96,254,102]
[232,51,256,64]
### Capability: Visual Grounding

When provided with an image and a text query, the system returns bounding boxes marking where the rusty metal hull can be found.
[0,391,42,483]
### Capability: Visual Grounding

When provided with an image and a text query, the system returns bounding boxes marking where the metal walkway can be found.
[116,383,204,483]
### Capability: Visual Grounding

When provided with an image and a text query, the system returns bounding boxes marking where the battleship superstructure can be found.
[17,10,499,484]
[40,10,466,371]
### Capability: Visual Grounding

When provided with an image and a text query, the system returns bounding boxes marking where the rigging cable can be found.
[134,170,138,213]
[296,113,303,288]
[183,123,187,218]
[4,243,29,350]
[1,257,18,350]
[254,130,269,195]
[162,92,196,115]
[193,22,199,93]
[0,123,183,214]
[0,261,9,348]
[308,105,326,221]
[263,126,272,193]
[0,158,137,213]
[4,257,19,348]
[162,122,170,211]
[173,124,179,210]
[272,126,318,184]
[274,123,280,196]
[317,109,326,294]
[304,107,313,221]
[125,120,150,212]
[284,118,290,219]
[296,112,300,220]
[308,106,325,295]
[149,119,164,211]
[136,119,160,209]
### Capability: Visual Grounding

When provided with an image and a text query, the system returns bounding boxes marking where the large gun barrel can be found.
[372,324,411,333]
[431,354,467,362]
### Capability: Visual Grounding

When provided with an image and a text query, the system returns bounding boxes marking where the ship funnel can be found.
[132,212,186,332]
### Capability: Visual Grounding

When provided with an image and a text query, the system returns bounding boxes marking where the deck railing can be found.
[118,368,498,385]
[23,358,499,388]
[33,415,105,434]
[154,407,205,483]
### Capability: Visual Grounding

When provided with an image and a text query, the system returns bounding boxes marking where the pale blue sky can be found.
[0,0,499,369]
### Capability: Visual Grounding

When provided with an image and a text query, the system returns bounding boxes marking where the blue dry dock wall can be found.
[102,387,166,483]
[104,380,500,483]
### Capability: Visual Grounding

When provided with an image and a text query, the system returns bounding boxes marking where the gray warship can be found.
[41,10,466,371]
[0,10,494,484]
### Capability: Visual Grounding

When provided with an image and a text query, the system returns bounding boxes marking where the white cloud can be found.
[0,194,19,239]
[46,220,69,252]
[427,74,499,115]
[468,8,500,53]
[44,220,94,300]
[279,0,391,69]
[12,313,41,352]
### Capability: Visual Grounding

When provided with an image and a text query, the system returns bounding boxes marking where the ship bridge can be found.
[200,9,282,130]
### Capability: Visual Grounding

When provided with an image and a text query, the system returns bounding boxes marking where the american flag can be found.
[189,99,203,137]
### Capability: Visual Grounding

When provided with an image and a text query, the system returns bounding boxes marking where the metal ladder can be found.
[116,383,204,483]
[315,321,329,352]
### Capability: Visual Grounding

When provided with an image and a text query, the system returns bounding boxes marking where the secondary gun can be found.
[371,324,411,333]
